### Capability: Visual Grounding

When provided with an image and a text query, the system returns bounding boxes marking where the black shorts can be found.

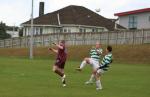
[55,59,66,69]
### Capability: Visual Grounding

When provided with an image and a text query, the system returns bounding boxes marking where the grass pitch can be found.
[0,57,150,97]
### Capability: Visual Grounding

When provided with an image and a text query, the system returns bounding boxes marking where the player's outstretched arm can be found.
[48,47,58,53]
[52,43,64,50]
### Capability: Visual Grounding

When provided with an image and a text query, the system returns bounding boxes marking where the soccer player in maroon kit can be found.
[48,40,67,87]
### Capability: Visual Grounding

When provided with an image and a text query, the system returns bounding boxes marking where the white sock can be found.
[89,74,95,82]
[80,60,86,69]
[96,80,102,89]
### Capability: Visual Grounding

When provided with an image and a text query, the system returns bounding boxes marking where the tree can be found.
[0,22,11,39]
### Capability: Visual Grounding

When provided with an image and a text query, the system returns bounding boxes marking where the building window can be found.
[36,28,39,35]
[92,28,95,32]
[128,15,137,29]
[79,28,86,32]
[60,28,63,33]
[63,29,67,32]
[95,28,98,32]
[33,27,42,35]
[84,29,86,32]
[68,29,71,33]
[92,28,98,32]
[79,28,83,32]
[40,28,43,35]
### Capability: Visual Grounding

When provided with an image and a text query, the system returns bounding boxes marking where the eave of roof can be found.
[114,8,150,16]
[21,24,106,29]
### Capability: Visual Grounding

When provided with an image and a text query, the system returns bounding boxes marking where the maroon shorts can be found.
[55,58,66,69]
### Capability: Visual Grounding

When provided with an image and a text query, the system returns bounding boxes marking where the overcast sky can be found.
[0,0,150,26]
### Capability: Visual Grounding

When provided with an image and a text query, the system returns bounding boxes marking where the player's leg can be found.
[95,69,104,90]
[60,68,66,87]
[53,65,64,77]
[76,58,90,71]
[53,58,66,77]
[85,70,96,84]
[58,61,66,87]
[53,62,67,87]
[85,59,99,84]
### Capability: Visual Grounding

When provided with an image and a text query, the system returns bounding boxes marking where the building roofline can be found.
[21,24,62,27]
[114,8,150,16]
[21,24,106,29]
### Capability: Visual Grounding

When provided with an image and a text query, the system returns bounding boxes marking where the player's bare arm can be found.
[49,47,58,53]
[52,42,64,49]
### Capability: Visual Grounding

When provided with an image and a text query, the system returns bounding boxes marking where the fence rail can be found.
[0,29,150,48]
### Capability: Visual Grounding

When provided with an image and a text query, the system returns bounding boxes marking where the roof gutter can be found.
[21,24,62,27]
[21,24,106,29]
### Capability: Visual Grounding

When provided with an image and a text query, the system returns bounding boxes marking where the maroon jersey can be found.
[56,44,67,61]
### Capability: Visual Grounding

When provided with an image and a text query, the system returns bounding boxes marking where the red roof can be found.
[114,8,150,16]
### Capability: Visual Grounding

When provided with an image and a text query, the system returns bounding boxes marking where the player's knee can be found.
[84,58,87,61]
[96,70,102,77]
[95,75,100,80]
[52,69,55,72]
[92,70,97,75]
[84,58,90,63]
[52,67,56,72]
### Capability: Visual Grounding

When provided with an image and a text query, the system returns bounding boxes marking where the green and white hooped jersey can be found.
[100,53,112,70]
[90,48,103,61]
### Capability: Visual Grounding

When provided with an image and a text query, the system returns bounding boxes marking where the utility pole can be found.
[30,0,34,59]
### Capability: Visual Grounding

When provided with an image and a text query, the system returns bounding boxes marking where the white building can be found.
[115,8,150,29]
[6,30,19,38]
[22,3,124,36]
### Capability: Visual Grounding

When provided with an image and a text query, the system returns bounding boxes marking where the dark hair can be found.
[107,45,112,52]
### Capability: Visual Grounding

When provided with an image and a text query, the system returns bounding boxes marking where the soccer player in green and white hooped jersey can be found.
[90,46,102,61]
[76,42,103,84]
[96,45,113,90]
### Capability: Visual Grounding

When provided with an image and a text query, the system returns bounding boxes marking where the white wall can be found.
[138,12,150,29]
[43,27,54,34]
[6,30,19,38]
[118,12,150,29]
[118,16,129,28]
[23,25,107,36]
[62,26,107,33]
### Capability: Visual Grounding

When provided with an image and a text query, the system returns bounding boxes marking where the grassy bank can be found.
[0,44,150,64]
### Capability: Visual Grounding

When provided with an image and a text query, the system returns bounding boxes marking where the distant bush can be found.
[0,22,11,39]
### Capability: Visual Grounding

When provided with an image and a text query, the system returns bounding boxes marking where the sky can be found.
[0,0,150,26]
